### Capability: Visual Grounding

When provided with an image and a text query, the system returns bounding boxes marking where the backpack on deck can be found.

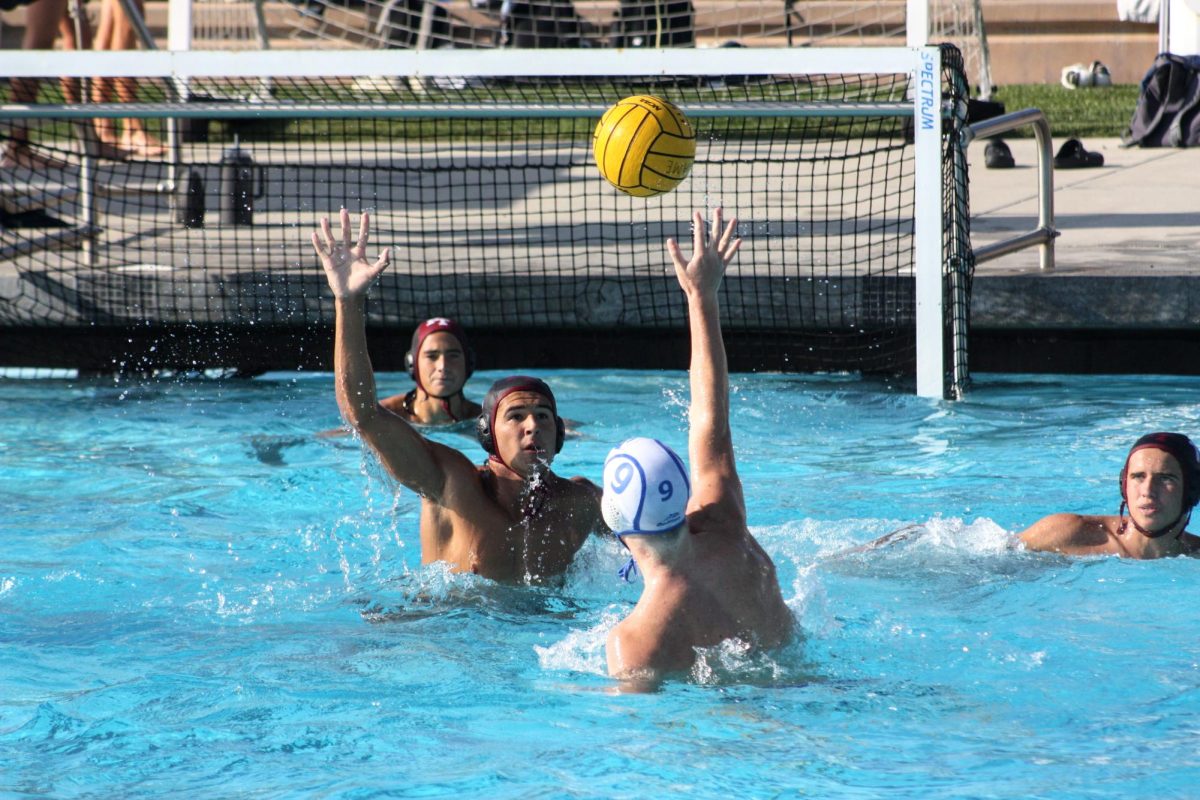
[1123,53,1200,147]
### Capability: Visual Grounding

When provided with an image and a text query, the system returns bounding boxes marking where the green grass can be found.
[986,84,1142,139]
[5,79,1146,142]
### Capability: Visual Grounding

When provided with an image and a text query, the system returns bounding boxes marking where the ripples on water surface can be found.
[3,371,1199,798]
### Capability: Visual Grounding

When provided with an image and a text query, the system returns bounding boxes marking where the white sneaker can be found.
[1061,61,1112,89]
[1061,63,1091,89]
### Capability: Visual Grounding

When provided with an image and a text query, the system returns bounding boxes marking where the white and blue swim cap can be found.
[602,437,690,536]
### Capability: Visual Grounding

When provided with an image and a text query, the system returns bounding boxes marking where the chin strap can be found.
[405,388,465,422]
[1118,501,1192,540]
[613,533,639,582]
[618,557,638,582]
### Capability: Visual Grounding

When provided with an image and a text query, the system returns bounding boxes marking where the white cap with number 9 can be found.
[602,437,690,536]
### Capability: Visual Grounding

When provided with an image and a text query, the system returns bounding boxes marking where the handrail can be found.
[965,107,1059,270]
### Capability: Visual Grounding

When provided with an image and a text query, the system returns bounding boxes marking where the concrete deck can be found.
[967,135,1200,374]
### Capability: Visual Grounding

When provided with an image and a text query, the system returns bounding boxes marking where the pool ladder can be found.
[964,108,1059,271]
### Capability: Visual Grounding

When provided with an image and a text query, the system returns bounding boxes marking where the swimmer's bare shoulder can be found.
[558,474,605,532]
[1018,513,1119,555]
[379,393,419,421]
[567,474,602,497]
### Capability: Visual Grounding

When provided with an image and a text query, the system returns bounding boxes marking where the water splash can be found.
[533,609,617,676]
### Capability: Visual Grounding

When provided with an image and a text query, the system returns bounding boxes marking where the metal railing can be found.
[966,107,1058,270]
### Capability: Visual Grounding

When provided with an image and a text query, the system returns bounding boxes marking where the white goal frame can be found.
[4,45,949,397]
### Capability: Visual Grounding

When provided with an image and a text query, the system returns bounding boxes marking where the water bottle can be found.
[173,167,205,229]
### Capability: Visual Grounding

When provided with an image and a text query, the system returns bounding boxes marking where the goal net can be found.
[257,0,991,96]
[0,45,973,397]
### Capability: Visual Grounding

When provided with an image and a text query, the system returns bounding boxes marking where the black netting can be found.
[1,62,970,393]
[941,44,974,398]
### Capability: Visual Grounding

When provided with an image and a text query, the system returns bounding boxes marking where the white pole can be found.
[914,45,944,399]
[907,0,930,47]
[168,0,192,51]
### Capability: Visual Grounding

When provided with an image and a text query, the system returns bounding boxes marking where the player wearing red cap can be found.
[377,317,481,426]
[311,209,604,582]
[1019,432,1200,558]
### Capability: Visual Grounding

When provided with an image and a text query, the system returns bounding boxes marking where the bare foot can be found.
[94,119,121,147]
[90,140,132,161]
[120,128,166,160]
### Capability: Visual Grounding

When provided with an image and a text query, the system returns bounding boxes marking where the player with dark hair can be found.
[317,317,479,439]
[1019,432,1200,559]
[381,317,481,426]
[311,208,604,582]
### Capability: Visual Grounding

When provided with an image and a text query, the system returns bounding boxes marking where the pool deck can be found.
[966,136,1200,374]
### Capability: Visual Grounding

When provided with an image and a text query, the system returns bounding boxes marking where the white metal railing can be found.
[965,108,1058,271]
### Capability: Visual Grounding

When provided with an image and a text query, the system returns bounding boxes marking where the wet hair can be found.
[1118,431,1200,538]
[475,375,565,456]
[404,318,475,385]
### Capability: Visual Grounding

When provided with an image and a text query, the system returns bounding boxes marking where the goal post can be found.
[0,45,972,397]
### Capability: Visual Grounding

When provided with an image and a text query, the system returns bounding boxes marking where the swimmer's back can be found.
[614,507,792,678]
[685,505,793,647]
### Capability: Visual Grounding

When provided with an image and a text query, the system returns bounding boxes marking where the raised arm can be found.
[666,208,745,518]
[311,209,455,498]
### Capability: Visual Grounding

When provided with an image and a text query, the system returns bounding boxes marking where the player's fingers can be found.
[723,236,743,264]
[717,216,737,253]
[691,210,705,254]
[666,237,685,268]
[357,211,371,252]
[709,207,725,246]
[338,207,352,248]
[319,216,335,250]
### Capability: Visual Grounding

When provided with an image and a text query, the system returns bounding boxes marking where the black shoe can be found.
[1053,138,1104,169]
[984,139,1015,169]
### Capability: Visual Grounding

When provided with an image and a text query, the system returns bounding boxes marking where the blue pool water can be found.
[3,370,1200,798]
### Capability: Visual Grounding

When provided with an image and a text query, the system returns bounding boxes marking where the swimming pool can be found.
[3,370,1199,798]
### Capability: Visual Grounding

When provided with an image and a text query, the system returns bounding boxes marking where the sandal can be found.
[984,139,1015,169]
[1053,138,1104,169]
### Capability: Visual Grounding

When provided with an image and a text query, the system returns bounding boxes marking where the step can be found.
[986,31,1159,85]
[0,0,1163,85]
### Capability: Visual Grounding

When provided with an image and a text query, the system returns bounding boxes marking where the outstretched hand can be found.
[311,208,391,300]
[666,208,741,299]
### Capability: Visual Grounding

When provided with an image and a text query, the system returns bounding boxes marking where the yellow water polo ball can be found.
[593,95,696,197]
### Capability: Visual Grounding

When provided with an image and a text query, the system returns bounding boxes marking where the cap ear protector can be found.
[476,376,565,457]
[1118,432,1200,510]
[405,318,476,382]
